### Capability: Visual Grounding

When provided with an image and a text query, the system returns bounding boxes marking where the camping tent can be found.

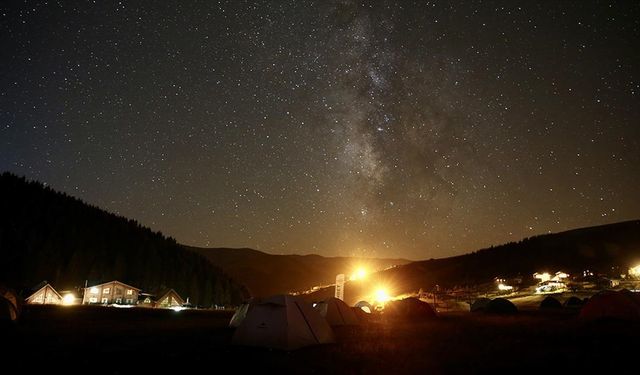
[352,306,370,322]
[579,290,640,321]
[563,296,584,309]
[354,300,373,313]
[539,296,562,310]
[485,298,518,314]
[470,298,491,312]
[384,297,436,319]
[0,285,21,322]
[314,297,359,326]
[229,299,259,328]
[232,295,335,350]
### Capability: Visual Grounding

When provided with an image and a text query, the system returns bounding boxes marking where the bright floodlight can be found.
[350,267,368,281]
[356,267,367,280]
[630,265,640,278]
[62,294,75,305]
[374,288,390,303]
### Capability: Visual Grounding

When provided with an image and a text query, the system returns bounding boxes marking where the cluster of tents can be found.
[229,290,640,350]
[469,290,640,320]
[470,297,518,314]
[229,295,437,350]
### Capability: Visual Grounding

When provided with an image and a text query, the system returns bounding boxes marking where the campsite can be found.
[5,296,640,374]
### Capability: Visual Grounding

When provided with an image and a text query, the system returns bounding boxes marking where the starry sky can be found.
[1,1,639,260]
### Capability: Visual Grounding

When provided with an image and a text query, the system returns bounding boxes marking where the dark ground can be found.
[4,305,639,374]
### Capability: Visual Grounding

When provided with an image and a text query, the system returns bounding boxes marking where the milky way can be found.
[1,1,639,259]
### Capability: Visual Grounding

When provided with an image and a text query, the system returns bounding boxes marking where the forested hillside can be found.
[0,172,248,306]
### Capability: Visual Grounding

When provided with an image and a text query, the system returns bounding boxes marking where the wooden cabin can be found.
[82,280,141,305]
[25,282,63,305]
[156,289,185,308]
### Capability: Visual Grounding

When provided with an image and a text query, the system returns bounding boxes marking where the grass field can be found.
[5,304,639,374]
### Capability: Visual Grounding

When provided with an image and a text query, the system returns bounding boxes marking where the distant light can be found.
[374,289,390,303]
[534,272,551,283]
[170,306,185,312]
[112,303,134,308]
[553,271,569,281]
[350,267,368,281]
[629,265,640,278]
[62,294,75,305]
[535,281,566,294]
[498,283,513,291]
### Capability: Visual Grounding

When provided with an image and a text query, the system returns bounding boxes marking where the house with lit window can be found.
[82,280,141,305]
[25,282,63,305]
[156,289,185,308]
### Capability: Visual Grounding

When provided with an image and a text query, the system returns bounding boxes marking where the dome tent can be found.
[384,297,436,319]
[539,296,562,310]
[314,297,360,326]
[354,300,373,313]
[232,294,335,350]
[229,298,260,328]
[579,290,640,321]
[470,298,491,313]
[485,298,518,314]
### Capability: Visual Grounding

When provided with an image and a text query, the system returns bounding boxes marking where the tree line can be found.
[0,172,249,306]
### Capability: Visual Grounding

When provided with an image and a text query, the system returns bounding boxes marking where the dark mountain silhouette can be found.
[0,172,248,306]
[188,246,410,297]
[305,220,640,304]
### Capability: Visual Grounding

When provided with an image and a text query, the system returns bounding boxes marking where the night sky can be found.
[1,1,639,260]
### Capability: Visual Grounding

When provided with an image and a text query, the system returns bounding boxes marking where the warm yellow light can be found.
[374,289,390,303]
[353,267,367,280]
[534,272,551,283]
[62,294,75,305]
[498,283,513,291]
[349,267,368,281]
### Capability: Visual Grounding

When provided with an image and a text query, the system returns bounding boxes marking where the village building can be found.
[25,282,63,305]
[156,289,185,308]
[82,280,141,305]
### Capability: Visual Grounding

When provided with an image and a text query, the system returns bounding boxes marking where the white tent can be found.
[354,300,373,313]
[315,297,360,326]
[232,294,335,350]
[229,299,258,328]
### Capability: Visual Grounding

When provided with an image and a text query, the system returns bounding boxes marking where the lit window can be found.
[126,289,133,295]
[90,287,99,294]
[103,288,110,294]
[115,298,122,304]
[89,297,97,303]
[101,298,108,304]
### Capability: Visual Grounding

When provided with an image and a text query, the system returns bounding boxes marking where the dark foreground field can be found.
[5,305,639,374]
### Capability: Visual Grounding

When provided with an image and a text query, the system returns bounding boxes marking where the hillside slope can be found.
[189,246,410,297]
[305,220,640,304]
[0,172,248,305]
